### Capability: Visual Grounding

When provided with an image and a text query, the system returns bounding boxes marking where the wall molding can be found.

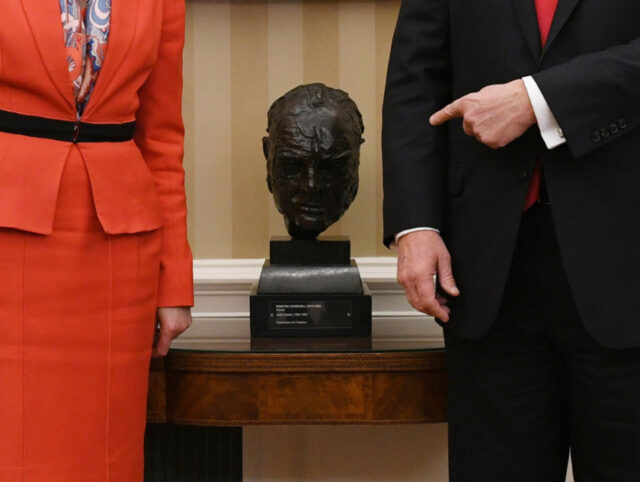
[177,257,444,345]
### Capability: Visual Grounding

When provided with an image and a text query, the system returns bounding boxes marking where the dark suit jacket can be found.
[382,0,640,348]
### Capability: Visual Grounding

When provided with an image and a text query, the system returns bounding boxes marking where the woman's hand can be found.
[152,306,192,357]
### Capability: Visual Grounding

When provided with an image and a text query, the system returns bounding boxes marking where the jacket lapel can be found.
[82,0,139,117]
[511,0,542,61]
[512,0,583,65]
[20,0,76,112]
[540,0,582,60]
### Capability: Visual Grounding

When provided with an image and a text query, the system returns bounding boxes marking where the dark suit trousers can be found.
[444,203,640,482]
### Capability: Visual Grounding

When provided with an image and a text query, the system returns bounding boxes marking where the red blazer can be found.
[0,0,193,306]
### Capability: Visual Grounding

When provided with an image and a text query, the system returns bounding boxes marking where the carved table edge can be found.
[163,350,447,373]
[147,415,167,424]
[162,417,447,426]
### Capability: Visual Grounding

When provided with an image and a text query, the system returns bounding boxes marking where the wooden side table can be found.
[148,338,447,425]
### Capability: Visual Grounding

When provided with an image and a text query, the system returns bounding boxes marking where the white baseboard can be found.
[177,257,444,345]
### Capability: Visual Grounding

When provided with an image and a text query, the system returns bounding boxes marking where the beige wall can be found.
[183,0,401,259]
[244,425,574,481]
[244,425,449,481]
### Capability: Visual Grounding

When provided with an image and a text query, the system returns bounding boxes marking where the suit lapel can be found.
[512,0,583,65]
[20,0,76,112]
[540,0,582,60]
[511,0,542,61]
[82,0,139,117]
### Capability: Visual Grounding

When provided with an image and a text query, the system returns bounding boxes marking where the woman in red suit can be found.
[0,1,194,480]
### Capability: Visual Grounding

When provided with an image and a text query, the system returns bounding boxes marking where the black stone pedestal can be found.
[269,236,350,265]
[250,237,372,337]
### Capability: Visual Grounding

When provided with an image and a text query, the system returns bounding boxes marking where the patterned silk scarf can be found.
[59,0,111,117]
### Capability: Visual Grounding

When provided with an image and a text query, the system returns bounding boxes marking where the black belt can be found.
[0,109,135,143]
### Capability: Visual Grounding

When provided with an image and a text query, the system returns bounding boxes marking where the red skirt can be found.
[0,146,161,481]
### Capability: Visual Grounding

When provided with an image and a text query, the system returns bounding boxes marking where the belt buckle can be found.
[73,122,80,143]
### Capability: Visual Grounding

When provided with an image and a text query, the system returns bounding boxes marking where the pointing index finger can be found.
[429,98,464,126]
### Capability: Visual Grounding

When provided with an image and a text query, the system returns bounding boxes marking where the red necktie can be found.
[523,0,559,210]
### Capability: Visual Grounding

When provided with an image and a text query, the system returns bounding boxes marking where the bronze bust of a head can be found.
[263,83,364,239]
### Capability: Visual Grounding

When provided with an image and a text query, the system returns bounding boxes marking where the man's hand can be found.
[153,306,192,357]
[396,230,460,322]
[430,79,536,149]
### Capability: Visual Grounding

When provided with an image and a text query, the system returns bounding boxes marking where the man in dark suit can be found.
[382,0,640,480]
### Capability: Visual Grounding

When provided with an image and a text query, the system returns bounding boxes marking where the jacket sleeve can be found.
[134,0,194,307]
[382,0,452,247]
[533,37,640,159]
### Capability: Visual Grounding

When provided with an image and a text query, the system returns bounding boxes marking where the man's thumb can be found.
[438,255,460,296]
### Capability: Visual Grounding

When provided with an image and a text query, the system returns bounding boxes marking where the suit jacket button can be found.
[519,170,529,182]
[600,127,610,138]
[591,131,601,143]
[609,123,619,134]
[618,118,628,129]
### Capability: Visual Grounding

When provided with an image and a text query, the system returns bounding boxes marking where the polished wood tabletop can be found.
[147,337,447,425]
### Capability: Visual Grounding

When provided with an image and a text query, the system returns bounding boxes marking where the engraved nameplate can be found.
[268,301,353,329]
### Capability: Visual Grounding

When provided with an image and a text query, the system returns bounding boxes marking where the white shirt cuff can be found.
[522,76,566,150]
[392,227,440,248]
